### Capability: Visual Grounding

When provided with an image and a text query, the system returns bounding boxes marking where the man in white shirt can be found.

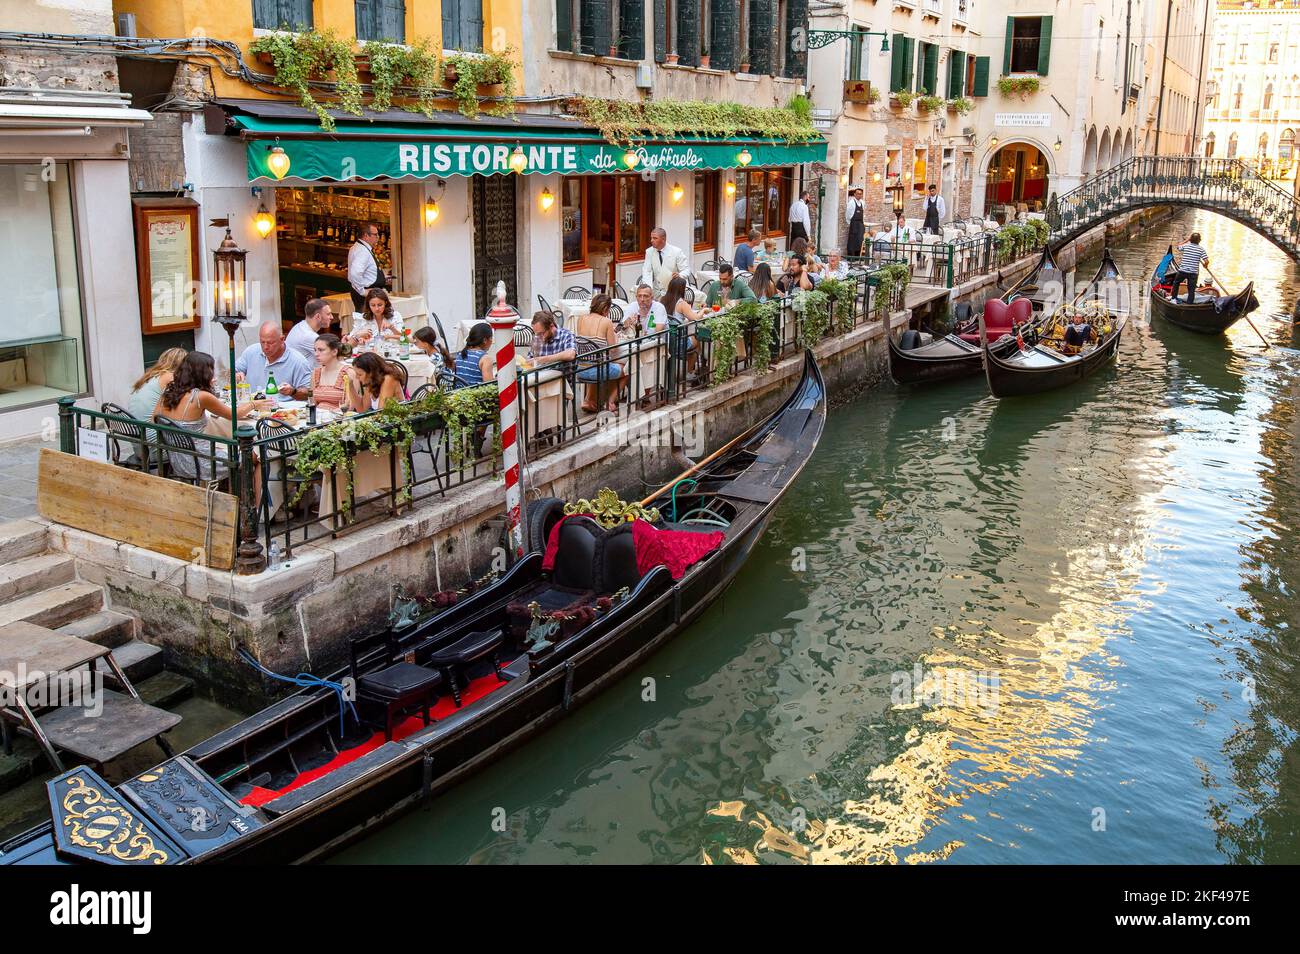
[639,227,691,297]
[788,190,812,243]
[284,298,333,362]
[921,184,946,235]
[347,222,388,312]
[622,283,669,337]
[844,187,865,257]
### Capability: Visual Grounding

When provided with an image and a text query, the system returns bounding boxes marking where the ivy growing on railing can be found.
[251,29,362,130]
[792,288,832,346]
[872,263,911,317]
[704,300,778,386]
[816,277,857,334]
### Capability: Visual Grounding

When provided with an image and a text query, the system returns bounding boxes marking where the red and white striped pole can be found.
[486,281,526,558]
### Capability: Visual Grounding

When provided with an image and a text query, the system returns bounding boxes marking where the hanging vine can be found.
[568,97,819,147]
[872,263,911,317]
[704,300,779,385]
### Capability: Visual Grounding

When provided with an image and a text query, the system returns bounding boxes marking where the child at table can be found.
[413,326,456,388]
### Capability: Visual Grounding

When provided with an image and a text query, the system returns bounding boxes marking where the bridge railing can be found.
[1046,155,1300,253]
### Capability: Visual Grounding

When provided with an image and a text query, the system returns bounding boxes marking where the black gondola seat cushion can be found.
[426,628,506,706]
[361,662,443,701]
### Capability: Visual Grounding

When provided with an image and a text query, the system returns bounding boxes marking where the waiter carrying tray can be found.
[347,222,390,313]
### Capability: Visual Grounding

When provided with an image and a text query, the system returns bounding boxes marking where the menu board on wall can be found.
[132,199,201,334]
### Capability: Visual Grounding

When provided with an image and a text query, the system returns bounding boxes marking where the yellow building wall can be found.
[112,0,520,103]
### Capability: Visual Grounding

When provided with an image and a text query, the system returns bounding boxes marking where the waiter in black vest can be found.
[922,184,946,235]
[844,187,865,257]
[347,222,389,313]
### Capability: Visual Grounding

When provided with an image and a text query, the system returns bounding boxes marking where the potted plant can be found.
[946,97,974,114]
[892,89,919,109]
[666,51,679,65]
[699,45,710,68]
[917,95,945,113]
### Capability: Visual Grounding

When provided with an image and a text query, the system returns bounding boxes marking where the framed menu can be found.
[132,198,201,334]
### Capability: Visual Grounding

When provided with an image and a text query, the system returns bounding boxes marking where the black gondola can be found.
[0,352,826,866]
[889,244,1059,386]
[1148,244,1258,334]
[981,249,1127,398]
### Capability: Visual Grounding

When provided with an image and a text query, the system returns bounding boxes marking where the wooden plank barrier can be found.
[37,449,238,570]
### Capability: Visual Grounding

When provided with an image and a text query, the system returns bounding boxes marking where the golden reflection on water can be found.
[707,416,1168,865]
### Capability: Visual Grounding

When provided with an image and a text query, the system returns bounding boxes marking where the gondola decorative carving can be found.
[564,488,660,528]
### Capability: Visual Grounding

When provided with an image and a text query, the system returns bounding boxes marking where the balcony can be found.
[954,0,971,25]
[922,0,943,18]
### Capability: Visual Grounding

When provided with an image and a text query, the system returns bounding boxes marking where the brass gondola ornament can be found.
[564,488,660,528]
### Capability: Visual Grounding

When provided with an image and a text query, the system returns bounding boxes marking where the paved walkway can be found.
[0,438,42,522]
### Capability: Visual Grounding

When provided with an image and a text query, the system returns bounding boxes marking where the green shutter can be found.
[677,0,699,67]
[748,0,772,73]
[849,28,863,81]
[378,0,404,42]
[653,0,667,61]
[890,33,905,92]
[355,0,376,40]
[948,50,965,97]
[710,0,737,70]
[557,1,574,52]
[1003,16,1014,74]
[902,36,915,90]
[922,43,938,94]
[463,0,484,53]
[581,0,612,55]
[973,55,989,96]
[619,0,645,59]
[1037,15,1052,75]
[783,0,808,78]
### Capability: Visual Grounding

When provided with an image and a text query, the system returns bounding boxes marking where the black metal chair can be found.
[563,285,591,300]
[698,279,716,302]
[513,325,534,349]
[386,359,409,396]
[101,402,152,471]
[257,418,311,525]
[348,630,443,741]
[612,281,629,302]
[609,302,624,324]
[153,415,228,487]
[405,384,448,498]
[537,293,553,314]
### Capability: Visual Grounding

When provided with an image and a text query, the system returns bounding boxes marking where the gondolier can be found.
[347,222,389,313]
[922,185,945,235]
[845,187,865,257]
[1170,232,1209,304]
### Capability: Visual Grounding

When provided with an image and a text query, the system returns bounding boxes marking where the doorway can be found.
[472,175,518,319]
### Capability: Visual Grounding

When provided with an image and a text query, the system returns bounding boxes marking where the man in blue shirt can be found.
[734,228,760,272]
[236,321,313,400]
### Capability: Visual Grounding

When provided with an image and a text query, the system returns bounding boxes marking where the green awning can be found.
[235,115,826,182]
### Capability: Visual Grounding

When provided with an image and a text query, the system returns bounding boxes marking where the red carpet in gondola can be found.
[238,671,511,808]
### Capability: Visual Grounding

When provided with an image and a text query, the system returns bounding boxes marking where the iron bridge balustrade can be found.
[1044,156,1300,258]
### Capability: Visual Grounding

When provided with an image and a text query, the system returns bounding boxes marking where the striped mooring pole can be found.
[486,281,526,558]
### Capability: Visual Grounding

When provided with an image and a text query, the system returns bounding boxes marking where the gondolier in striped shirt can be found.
[1170,233,1210,304]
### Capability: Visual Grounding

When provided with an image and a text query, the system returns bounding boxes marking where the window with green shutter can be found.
[782,0,807,78]
[889,32,905,92]
[972,55,990,96]
[252,0,313,31]
[901,36,915,90]
[558,0,576,52]
[443,0,483,52]
[748,0,772,73]
[677,0,700,66]
[619,0,646,59]
[947,50,965,98]
[848,26,865,82]
[1005,16,1049,75]
[919,42,938,94]
[709,1,737,70]
[356,0,405,42]
[580,0,613,54]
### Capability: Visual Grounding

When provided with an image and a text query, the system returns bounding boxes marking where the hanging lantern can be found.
[212,222,247,320]
[623,147,640,169]
[424,198,440,225]
[509,144,528,174]
[253,203,274,239]
[737,148,753,166]
[725,179,736,197]
[539,187,555,211]
[671,181,684,202]
[266,145,291,180]
[1054,137,1062,152]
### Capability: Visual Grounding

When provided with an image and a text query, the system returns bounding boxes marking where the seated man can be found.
[705,263,757,307]
[236,320,313,401]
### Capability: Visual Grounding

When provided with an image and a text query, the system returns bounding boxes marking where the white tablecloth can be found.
[323,293,430,336]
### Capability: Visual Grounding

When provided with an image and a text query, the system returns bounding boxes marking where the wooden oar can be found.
[639,424,756,508]
[1204,264,1270,349]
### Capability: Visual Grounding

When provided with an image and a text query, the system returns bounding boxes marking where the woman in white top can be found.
[348,288,405,346]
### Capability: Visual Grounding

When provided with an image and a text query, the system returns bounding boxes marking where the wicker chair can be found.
[153,416,229,487]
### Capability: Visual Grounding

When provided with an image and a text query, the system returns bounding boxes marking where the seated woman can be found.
[748,263,779,302]
[348,289,405,347]
[310,333,356,413]
[574,293,627,414]
[344,352,405,411]
[127,347,188,421]
[453,322,495,388]
[412,326,455,388]
[661,276,701,377]
[153,351,272,486]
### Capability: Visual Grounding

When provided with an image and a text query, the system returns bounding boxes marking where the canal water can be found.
[337,210,1300,864]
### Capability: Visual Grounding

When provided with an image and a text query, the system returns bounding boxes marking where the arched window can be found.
[1205,131,1216,157]
[1228,132,1239,157]
[1259,132,1270,156]
[1282,128,1295,161]
[1264,83,1275,110]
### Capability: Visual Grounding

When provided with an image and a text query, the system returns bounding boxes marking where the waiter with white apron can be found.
[347,222,389,313]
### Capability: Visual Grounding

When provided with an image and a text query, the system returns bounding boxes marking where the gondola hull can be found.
[1,354,826,867]
[1148,281,1256,334]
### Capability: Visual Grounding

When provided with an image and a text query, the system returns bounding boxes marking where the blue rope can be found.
[237,648,358,735]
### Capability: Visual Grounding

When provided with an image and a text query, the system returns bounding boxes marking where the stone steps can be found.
[0,520,47,565]
[55,609,139,650]
[0,553,75,604]
[95,639,165,684]
[0,580,103,631]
